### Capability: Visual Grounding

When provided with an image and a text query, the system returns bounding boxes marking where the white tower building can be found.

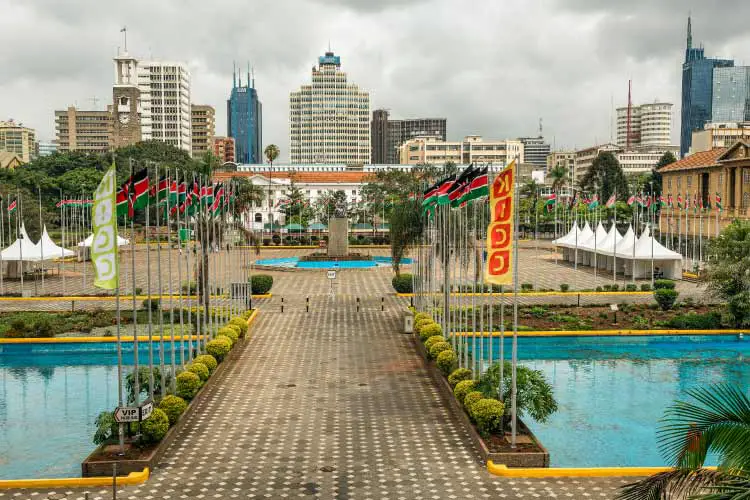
[137,61,192,153]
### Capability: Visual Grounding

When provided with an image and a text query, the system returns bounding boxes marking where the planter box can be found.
[413,334,549,468]
[82,334,247,477]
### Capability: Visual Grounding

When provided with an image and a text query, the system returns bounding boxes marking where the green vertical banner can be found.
[92,163,119,289]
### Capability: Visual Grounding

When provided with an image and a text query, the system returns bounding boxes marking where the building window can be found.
[719,172,724,186]
[255,213,262,223]
[745,170,750,184]
[667,178,672,189]
[745,192,750,209]
[687,175,692,187]
[677,177,682,188]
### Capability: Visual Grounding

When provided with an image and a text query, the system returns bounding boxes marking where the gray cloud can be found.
[2,0,750,161]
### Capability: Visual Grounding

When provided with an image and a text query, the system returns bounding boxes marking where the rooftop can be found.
[658,148,727,172]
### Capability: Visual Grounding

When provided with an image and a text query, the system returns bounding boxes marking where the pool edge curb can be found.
[487,461,718,478]
[0,468,149,489]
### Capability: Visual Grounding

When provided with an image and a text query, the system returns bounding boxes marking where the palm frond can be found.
[617,468,726,500]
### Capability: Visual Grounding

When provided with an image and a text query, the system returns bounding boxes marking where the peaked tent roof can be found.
[36,226,75,258]
[0,224,42,261]
[627,228,682,260]
[579,222,608,250]
[78,233,130,247]
[552,222,582,247]
[594,223,625,255]
[611,225,637,258]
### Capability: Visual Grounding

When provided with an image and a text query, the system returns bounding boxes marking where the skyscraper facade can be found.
[680,16,734,157]
[55,106,113,153]
[191,104,215,158]
[137,60,192,153]
[370,109,447,164]
[289,51,370,164]
[519,136,551,167]
[370,109,389,164]
[616,102,673,148]
[712,66,750,123]
[227,68,262,164]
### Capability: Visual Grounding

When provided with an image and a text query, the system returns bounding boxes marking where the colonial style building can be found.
[659,140,750,236]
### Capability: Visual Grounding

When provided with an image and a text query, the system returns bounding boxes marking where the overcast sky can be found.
[2,0,750,162]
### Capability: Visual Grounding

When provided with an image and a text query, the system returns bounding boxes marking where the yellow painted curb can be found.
[457,329,746,337]
[0,467,149,489]
[487,461,678,478]
[0,335,199,344]
[683,272,699,279]
[245,308,258,328]
[397,291,652,298]
[0,294,271,302]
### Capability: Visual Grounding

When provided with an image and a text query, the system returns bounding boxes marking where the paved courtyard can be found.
[1,266,640,499]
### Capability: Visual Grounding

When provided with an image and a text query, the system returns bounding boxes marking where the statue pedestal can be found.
[327,218,349,258]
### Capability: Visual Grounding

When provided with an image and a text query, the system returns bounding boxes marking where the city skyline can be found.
[3,1,750,163]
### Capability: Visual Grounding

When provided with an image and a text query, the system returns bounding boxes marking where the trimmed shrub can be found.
[225,323,242,336]
[250,275,274,294]
[29,319,54,338]
[187,362,209,382]
[181,281,197,294]
[559,284,570,292]
[241,310,254,320]
[521,283,534,292]
[428,341,451,360]
[436,349,458,376]
[158,395,188,426]
[176,371,202,401]
[454,379,478,406]
[229,317,249,337]
[654,279,676,290]
[611,284,620,291]
[217,327,238,346]
[414,312,432,323]
[139,408,170,444]
[193,354,217,373]
[391,274,414,293]
[625,284,637,292]
[641,283,652,291]
[142,298,161,312]
[419,322,442,341]
[424,335,445,351]
[667,312,722,330]
[414,318,434,336]
[206,337,232,361]
[448,368,473,388]
[463,391,484,415]
[596,286,603,292]
[472,399,505,436]
[654,288,679,311]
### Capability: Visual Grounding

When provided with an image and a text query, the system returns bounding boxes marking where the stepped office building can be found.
[228,68,262,164]
[371,110,447,164]
[680,16,734,157]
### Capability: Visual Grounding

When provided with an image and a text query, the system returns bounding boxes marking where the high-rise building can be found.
[111,51,142,149]
[519,136,551,167]
[546,151,575,187]
[399,136,522,165]
[680,16,734,157]
[370,109,389,164]
[55,106,113,153]
[289,51,370,164]
[137,60,192,152]
[691,122,750,154]
[212,136,236,163]
[0,119,36,163]
[616,102,673,148]
[370,110,448,164]
[191,104,215,158]
[227,67,262,164]
[37,142,58,157]
[712,67,750,123]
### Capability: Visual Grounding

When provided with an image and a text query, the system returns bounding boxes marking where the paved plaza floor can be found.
[0,263,644,499]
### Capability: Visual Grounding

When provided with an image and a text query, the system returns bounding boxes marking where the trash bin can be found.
[403,311,414,334]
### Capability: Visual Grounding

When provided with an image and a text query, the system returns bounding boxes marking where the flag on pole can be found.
[8,200,17,214]
[91,163,119,290]
[677,193,683,208]
[659,195,667,208]
[436,176,456,205]
[486,160,515,285]
[116,186,129,217]
[605,193,616,208]
[131,168,150,211]
[715,192,723,212]
[463,166,489,203]
[544,193,557,213]
[588,194,599,210]
[627,194,635,206]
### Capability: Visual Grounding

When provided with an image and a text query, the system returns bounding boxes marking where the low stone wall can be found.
[82,325,250,477]
[412,334,549,468]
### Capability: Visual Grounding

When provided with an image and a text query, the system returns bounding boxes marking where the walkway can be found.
[2,271,633,499]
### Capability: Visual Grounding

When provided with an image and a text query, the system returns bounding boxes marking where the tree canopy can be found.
[578,152,629,201]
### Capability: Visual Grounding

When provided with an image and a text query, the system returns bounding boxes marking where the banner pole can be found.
[176,174,186,368]
[166,170,177,392]
[146,162,155,402]
[510,161,520,449]
[129,158,140,416]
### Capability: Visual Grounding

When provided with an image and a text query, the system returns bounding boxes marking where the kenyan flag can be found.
[627,195,635,206]
[436,176,455,206]
[150,176,169,204]
[116,186,129,217]
[659,195,667,208]
[201,185,214,207]
[461,166,489,204]
[169,180,178,205]
[131,168,150,211]
[544,193,557,213]
[421,183,438,207]
[715,192,723,212]
[605,193,616,208]
[677,194,683,208]
[8,200,17,214]
[588,194,600,210]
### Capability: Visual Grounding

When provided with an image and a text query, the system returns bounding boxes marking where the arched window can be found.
[255,213,262,223]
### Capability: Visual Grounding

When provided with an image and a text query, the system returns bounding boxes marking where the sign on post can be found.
[327,270,336,280]
[114,400,154,423]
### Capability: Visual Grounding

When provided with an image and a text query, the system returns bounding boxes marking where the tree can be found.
[314,190,347,224]
[230,177,264,217]
[282,175,313,228]
[706,220,750,327]
[648,151,677,196]
[476,362,558,422]
[618,385,750,500]
[389,199,423,275]
[264,144,280,166]
[579,152,629,201]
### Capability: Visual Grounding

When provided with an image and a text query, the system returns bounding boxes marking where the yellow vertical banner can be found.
[485,160,515,284]
[92,163,119,289]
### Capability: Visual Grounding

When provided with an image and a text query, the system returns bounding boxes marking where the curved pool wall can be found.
[467,334,750,467]
[0,342,192,479]
[255,256,412,269]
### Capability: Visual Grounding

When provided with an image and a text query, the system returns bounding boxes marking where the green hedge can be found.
[251,275,274,295]
[424,335,445,351]
[206,337,232,361]
[217,327,238,345]
[229,317,249,337]
[193,354,217,373]
[667,312,722,329]
[472,399,505,436]
[158,395,187,426]
[176,371,202,401]
[140,408,170,444]
[392,274,413,293]
[448,368,472,388]
[428,341,451,360]
[419,322,442,341]
[655,288,679,311]
[654,279,676,290]
[454,380,477,406]
[463,391,484,416]
[187,362,209,382]
[436,349,458,375]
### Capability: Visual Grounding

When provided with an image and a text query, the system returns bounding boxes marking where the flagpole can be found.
[17,188,23,296]
[533,188,539,291]
[510,160,520,448]
[613,191,617,286]
[176,174,186,369]
[128,159,141,417]
[37,186,44,294]
[0,195,4,296]
[166,170,177,392]
[145,163,155,402]
[81,190,87,291]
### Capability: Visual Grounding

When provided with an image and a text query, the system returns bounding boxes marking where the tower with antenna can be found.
[626,80,632,150]
[227,60,262,164]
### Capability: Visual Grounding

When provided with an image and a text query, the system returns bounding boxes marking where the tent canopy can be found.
[78,233,130,247]
[552,222,582,247]
[308,223,327,231]
[37,226,75,258]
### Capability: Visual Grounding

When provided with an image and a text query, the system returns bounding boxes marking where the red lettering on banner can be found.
[488,223,511,248]
[491,170,512,199]
[487,250,511,276]
[492,198,512,223]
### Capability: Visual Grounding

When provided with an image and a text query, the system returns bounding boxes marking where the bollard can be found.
[71,300,75,312]
[306,297,309,313]
[356,297,360,313]
[577,293,581,307]
[381,297,384,311]
[410,296,414,307]
[281,297,284,313]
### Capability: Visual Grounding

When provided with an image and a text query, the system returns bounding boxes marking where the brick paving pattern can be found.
[0,266,639,499]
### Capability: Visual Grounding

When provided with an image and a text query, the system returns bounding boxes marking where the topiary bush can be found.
[206,337,232,361]
[448,368,473,388]
[559,284,570,292]
[654,288,679,311]
[216,327,238,346]
[463,391,484,415]
[414,312,431,323]
[625,284,637,292]
[641,283,652,291]
[454,379,478,406]
[158,395,188,426]
[471,399,505,436]
[654,279,676,290]
[139,408,170,444]
[229,317,249,337]
[391,274,414,293]
[436,349,458,376]
[187,362,209,382]
[414,318,434,336]
[424,335,445,351]
[241,310,254,320]
[251,275,274,295]
[419,322,442,341]
[176,371,202,401]
[428,341,451,360]
[193,354,218,373]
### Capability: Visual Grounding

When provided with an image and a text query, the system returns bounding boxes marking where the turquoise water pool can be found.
[255,256,411,269]
[469,334,750,467]
[0,342,190,479]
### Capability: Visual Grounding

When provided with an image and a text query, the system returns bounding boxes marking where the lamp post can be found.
[650,180,655,289]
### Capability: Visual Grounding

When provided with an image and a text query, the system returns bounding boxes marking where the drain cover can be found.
[320,465,336,472]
